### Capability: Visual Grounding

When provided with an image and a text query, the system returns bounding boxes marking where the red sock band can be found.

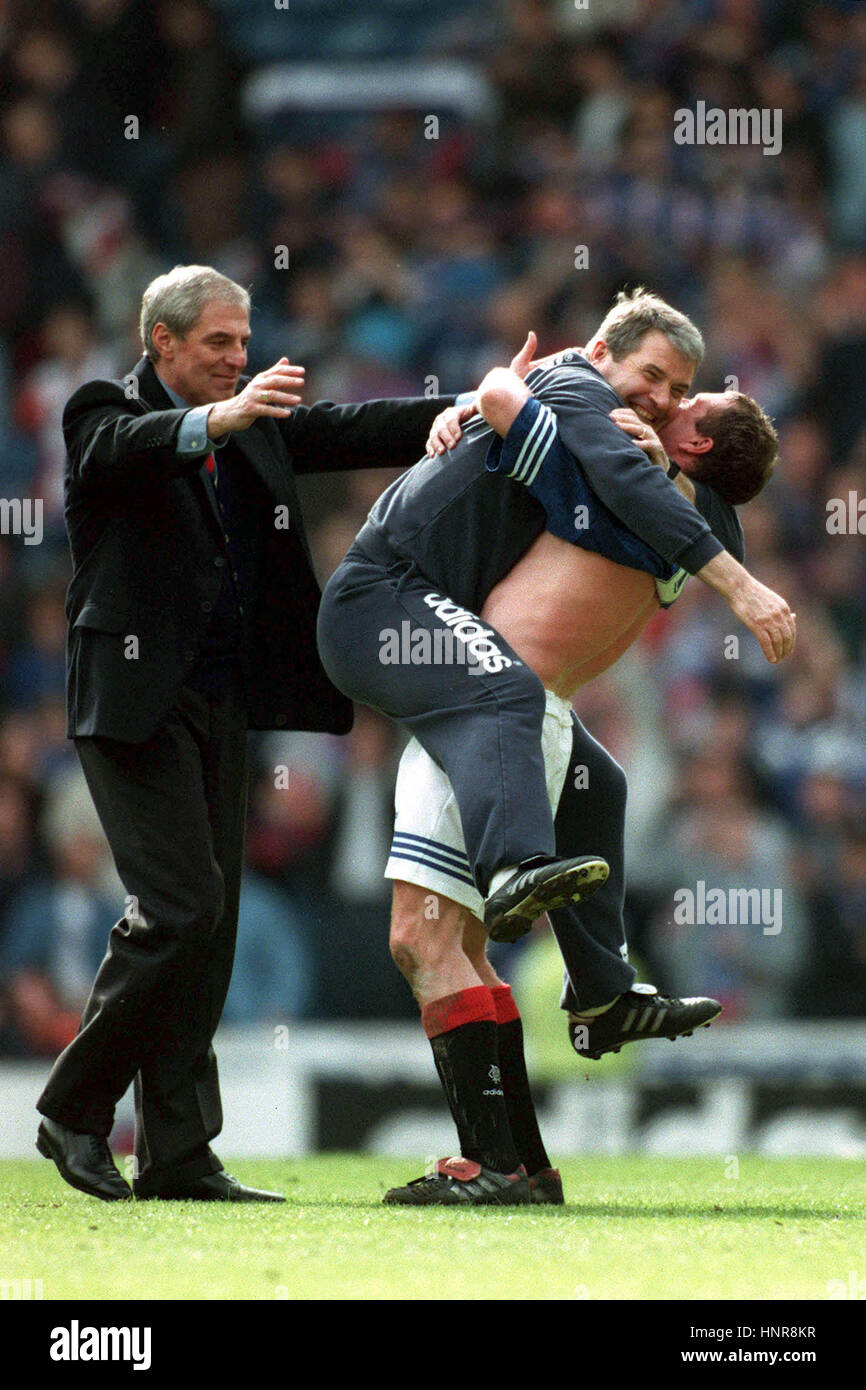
[421,986,496,1040]
[491,984,521,1026]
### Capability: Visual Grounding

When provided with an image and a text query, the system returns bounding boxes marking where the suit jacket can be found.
[63,356,454,742]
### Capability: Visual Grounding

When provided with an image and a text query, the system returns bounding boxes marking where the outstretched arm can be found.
[207,354,458,473]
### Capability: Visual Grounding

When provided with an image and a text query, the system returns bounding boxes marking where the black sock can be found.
[492,985,551,1176]
[422,988,520,1174]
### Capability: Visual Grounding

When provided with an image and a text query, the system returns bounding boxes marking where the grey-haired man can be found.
[36,265,460,1201]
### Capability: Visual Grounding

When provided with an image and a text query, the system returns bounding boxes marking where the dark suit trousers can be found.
[37,672,248,1183]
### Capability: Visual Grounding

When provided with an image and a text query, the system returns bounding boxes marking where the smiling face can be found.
[659,390,734,470]
[588,329,695,429]
[150,299,251,405]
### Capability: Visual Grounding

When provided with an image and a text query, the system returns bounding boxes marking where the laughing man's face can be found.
[589,330,695,431]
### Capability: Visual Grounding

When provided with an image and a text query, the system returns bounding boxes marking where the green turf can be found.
[3,1155,864,1300]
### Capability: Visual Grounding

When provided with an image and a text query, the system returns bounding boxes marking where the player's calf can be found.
[389,880,481,1004]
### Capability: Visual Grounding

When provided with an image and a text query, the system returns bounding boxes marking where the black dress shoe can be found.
[36,1117,132,1201]
[132,1171,285,1202]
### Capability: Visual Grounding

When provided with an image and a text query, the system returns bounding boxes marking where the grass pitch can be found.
[3,1154,864,1301]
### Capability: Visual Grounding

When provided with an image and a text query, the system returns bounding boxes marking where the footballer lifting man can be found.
[316,290,794,1205]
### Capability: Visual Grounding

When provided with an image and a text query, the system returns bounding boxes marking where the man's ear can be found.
[587,338,608,365]
[681,433,714,457]
[151,322,174,360]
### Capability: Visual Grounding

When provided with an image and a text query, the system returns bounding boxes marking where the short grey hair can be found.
[140,265,251,361]
[595,286,704,365]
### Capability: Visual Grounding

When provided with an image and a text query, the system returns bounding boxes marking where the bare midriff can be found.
[481,531,660,699]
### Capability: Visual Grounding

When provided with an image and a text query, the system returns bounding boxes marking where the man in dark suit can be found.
[35,264,458,1201]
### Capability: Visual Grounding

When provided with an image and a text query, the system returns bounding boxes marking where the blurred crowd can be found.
[0,0,864,1056]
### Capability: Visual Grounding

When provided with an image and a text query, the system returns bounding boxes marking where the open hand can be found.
[206,358,305,438]
[425,399,478,456]
[425,329,541,457]
[728,575,797,663]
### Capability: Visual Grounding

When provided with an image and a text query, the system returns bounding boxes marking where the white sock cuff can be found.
[488,865,518,896]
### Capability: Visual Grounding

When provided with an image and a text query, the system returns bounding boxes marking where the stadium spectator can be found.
[652,790,808,1020]
[15,304,117,528]
[0,768,121,1056]
[221,872,317,1025]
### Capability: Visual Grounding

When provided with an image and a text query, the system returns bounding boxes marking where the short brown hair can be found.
[597,286,705,366]
[692,393,778,505]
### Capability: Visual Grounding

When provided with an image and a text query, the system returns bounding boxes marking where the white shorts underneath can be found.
[384,689,575,918]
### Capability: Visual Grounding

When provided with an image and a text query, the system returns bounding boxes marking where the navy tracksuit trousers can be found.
[317,538,637,1010]
[318,542,555,893]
